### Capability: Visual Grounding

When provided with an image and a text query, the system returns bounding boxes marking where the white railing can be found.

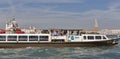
[51,36,67,39]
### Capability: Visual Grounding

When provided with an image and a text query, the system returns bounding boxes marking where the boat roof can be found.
[81,34,105,36]
[0,34,50,36]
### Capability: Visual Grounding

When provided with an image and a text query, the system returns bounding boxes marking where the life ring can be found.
[71,36,74,40]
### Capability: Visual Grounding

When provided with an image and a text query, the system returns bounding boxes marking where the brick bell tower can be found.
[94,18,98,32]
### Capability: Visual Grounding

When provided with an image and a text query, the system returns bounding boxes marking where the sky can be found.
[0,0,120,30]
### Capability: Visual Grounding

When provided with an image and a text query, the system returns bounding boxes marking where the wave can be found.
[0,46,119,59]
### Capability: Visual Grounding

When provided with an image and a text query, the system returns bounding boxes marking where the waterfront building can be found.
[100,29,120,35]
[21,27,37,34]
[0,29,5,34]
[6,18,19,34]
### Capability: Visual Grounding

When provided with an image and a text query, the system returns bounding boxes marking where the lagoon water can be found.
[0,43,120,59]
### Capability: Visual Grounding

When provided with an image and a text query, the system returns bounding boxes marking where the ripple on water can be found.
[0,45,119,59]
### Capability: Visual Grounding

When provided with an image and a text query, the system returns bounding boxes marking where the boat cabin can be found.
[0,34,51,43]
[68,34,108,42]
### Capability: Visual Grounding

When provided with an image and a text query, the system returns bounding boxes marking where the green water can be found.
[0,43,120,59]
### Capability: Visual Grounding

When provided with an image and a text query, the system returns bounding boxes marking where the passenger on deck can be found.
[52,31,58,36]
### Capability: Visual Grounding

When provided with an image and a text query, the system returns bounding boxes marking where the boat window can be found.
[8,36,17,38]
[0,36,6,41]
[19,36,27,38]
[106,35,118,39]
[103,36,106,39]
[95,36,101,40]
[29,36,38,41]
[40,36,48,38]
[18,36,27,41]
[52,39,65,43]
[88,36,94,40]
[83,36,86,40]
[8,36,17,41]
[0,36,6,38]
[39,36,49,41]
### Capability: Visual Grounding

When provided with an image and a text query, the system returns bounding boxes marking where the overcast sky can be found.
[0,0,120,30]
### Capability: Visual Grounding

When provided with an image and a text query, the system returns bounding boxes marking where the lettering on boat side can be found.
[75,36,79,39]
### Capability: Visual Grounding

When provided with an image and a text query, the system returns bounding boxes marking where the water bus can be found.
[0,33,119,48]
[0,19,119,48]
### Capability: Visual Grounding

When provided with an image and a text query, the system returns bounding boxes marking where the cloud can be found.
[19,0,84,3]
[0,0,120,29]
[18,1,120,29]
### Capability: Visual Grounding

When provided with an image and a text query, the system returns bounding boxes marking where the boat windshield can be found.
[106,35,118,39]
